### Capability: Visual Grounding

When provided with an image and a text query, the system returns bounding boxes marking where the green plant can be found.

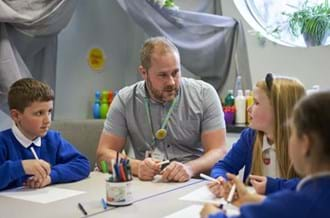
[151,0,177,9]
[283,0,330,46]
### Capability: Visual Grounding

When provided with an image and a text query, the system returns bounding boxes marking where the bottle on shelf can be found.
[224,89,235,106]
[245,89,253,124]
[306,85,320,95]
[234,75,242,97]
[235,89,246,124]
[100,91,109,119]
[108,90,115,106]
[223,89,235,125]
[93,91,101,119]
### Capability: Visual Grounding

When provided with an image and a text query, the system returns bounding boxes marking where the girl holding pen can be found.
[201,91,330,218]
[209,74,305,197]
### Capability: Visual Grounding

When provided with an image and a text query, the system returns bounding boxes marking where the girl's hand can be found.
[249,175,267,194]
[200,203,221,218]
[227,173,265,207]
[207,176,226,197]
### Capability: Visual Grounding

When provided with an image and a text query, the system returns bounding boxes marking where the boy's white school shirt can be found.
[11,123,41,148]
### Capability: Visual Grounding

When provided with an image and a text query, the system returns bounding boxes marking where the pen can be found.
[78,202,88,216]
[30,147,39,160]
[157,160,170,166]
[218,181,237,210]
[200,173,220,184]
[227,184,236,203]
[101,198,107,209]
[100,160,108,173]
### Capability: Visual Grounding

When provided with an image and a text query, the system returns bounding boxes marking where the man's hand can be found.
[24,175,51,189]
[22,159,51,180]
[160,161,193,182]
[137,158,161,181]
[249,175,267,194]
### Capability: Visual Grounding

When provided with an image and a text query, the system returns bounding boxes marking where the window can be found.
[235,0,330,47]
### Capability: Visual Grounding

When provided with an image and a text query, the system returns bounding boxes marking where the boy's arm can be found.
[50,134,90,184]
[0,159,25,190]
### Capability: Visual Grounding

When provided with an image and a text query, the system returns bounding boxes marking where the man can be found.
[96,37,226,182]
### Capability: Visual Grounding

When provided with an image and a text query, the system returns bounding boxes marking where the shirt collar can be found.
[262,135,275,152]
[296,171,330,191]
[12,123,41,148]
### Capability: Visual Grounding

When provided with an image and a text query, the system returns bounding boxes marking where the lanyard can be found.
[143,90,178,148]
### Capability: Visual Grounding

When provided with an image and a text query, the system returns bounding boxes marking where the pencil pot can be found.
[106,180,133,206]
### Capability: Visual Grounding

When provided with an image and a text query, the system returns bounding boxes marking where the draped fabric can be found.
[0,0,77,125]
[116,0,252,92]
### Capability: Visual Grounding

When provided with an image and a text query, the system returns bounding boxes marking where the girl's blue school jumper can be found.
[211,128,299,194]
[0,129,90,190]
[208,175,330,218]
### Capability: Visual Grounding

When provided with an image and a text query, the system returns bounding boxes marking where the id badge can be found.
[151,148,165,161]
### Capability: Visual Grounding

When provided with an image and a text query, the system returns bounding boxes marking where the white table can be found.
[0,172,207,218]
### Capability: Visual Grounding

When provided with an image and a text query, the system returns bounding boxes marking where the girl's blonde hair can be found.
[250,75,306,179]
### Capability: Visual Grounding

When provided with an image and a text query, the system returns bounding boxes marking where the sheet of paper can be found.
[0,186,85,204]
[164,204,239,218]
[179,185,240,216]
[164,204,203,218]
[179,185,227,204]
[180,185,255,204]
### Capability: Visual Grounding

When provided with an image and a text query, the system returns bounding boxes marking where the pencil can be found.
[30,147,39,160]
[227,184,236,203]
[157,160,170,166]
[200,173,220,184]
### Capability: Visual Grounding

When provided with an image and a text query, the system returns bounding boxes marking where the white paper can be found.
[0,186,85,204]
[164,204,239,218]
[179,185,240,216]
[164,204,203,218]
[180,185,227,205]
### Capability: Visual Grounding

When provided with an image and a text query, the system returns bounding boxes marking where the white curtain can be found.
[0,0,77,126]
[116,0,251,93]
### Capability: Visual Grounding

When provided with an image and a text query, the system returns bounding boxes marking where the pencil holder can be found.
[105,180,133,206]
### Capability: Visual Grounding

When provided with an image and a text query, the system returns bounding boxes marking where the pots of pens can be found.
[104,156,133,206]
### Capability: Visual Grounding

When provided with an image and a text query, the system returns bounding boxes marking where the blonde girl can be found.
[209,73,305,196]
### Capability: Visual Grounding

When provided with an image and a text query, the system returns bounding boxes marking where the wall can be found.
[54,0,200,120]
[221,1,330,89]
[55,0,145,119]
[2,0,326,123]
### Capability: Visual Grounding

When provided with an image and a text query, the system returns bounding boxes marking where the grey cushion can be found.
[51,119,104,170]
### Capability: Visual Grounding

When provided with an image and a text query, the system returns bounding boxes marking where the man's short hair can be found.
[140,36,179,70]
[8,78,54,112]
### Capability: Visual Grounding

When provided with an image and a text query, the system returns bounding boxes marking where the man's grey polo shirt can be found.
[104,77,225,162]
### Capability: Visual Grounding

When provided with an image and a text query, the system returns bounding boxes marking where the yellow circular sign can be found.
[88,48,105,71]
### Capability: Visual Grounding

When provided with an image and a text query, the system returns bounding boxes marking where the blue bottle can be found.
[93,91,101,119]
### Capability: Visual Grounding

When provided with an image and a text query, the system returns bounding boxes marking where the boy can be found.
[0,78,90,190]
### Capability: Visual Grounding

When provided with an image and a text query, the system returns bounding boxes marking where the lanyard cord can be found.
[143,85,178,147]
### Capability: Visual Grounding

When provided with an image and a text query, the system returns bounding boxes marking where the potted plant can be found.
[282,0,330,46]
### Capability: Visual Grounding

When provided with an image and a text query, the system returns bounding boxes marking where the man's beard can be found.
[146,78,178,103]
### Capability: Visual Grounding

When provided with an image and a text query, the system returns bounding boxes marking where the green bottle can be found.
[100,91,109,119]
[224,89,235,106]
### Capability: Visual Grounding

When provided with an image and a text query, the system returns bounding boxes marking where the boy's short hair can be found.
[8,78,54,112]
